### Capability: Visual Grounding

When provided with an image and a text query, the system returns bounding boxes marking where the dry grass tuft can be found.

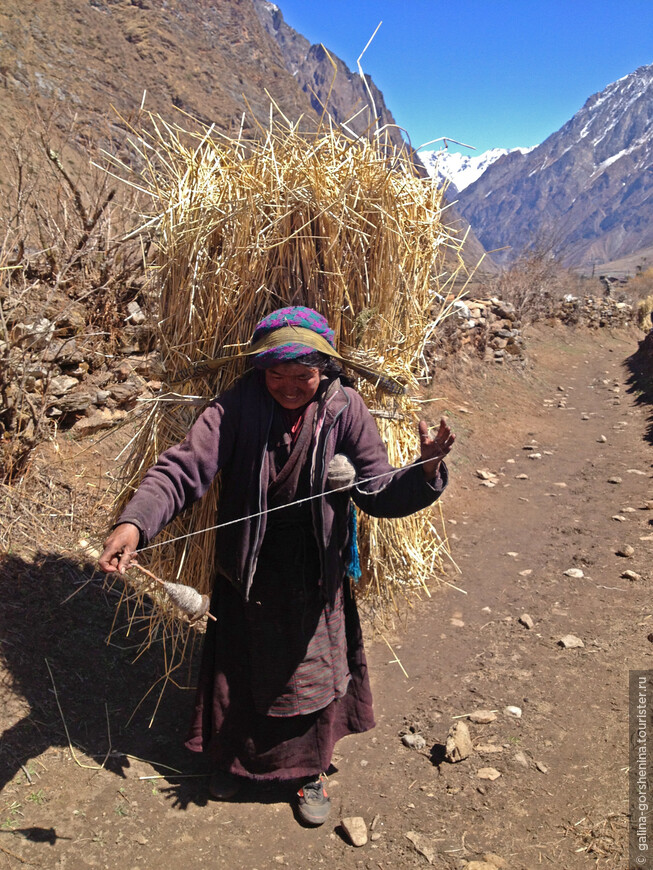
[107,110,468,649]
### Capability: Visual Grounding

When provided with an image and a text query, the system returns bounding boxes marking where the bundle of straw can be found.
[110,110,465,643]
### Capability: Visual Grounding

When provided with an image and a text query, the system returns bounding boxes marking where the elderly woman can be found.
[99,306,454,826]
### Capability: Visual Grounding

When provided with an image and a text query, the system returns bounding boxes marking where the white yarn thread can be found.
[138,455,441,554]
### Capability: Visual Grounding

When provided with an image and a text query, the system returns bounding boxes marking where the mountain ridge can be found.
[420,146,535,194]
[454,63,653,267]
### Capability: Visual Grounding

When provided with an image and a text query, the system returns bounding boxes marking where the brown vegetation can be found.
[485,244,604,323]
[0,113,148,484]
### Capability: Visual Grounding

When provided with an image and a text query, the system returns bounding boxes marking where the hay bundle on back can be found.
[111,113,463,647]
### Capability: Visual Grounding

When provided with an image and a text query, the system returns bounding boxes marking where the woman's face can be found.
[264,362,321,410]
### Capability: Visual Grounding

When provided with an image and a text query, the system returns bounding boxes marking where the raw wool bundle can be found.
[160,580,211,622]
[111,111,465,649]
[327,454,357,490]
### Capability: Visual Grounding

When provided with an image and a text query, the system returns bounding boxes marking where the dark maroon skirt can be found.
[184,526,375,781]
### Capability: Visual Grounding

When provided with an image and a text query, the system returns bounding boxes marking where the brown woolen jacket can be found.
[118,371,448,602]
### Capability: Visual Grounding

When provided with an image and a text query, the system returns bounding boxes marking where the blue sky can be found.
[275,0,653,155]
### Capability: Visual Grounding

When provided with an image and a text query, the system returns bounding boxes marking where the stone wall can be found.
[2,294,638,445]
[427,294,635,372]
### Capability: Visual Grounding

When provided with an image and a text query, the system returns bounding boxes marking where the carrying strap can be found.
[170,325,406,395]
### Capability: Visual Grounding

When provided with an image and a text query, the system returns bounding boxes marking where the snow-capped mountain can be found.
[419,147,534,193]
[454,64,653,266]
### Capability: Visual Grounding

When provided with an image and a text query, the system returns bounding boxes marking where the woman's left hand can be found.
[418,417,455,479]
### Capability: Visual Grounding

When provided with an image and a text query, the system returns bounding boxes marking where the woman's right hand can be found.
[98,523,141,574]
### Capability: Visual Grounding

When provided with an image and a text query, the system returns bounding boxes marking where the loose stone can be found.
[519,613,534,629]
[341,817,368,847]
[558,634,584,649]
[468,710,498,724]
[445,721,473,762]
[504,705,522,718]
[405,831,436,864]
[477,767,501,781]
[49,375,80,395]
[402,733,427,750]
[616,544,635,557]
[622,570,642,581]
[474,743,503,754]
[563,568,584,578]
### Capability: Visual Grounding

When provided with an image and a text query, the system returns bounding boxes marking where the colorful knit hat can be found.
[250,306,335,368]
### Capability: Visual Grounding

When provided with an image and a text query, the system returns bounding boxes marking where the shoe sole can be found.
[297,810,330,825]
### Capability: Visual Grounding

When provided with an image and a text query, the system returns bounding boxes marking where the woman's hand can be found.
[98,523,141,574]
[418,417,455,479]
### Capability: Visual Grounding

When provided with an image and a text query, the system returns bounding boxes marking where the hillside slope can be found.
[2,1,494,271]
[0,0,316,148]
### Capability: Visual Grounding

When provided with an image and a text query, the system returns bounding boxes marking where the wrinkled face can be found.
[264,362,321,410]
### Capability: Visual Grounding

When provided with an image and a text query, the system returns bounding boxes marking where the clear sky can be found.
[274,0,653,156]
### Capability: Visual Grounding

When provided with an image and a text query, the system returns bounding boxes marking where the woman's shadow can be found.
[0,552,209,812]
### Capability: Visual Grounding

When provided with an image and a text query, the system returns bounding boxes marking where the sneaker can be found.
[296,774,330,826]
[208,770,242,800]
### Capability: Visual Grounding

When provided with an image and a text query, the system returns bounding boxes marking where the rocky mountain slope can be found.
[0,1,313,161]
[0,0,418,183]
[0,0,488,268]
[252,0,407,153]
[454,64,653,268]
[250,1,490,269]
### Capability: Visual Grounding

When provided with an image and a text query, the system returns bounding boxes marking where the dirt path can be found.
[1,325,651,869]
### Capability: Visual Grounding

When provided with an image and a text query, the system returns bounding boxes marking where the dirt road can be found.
[1,324,651,869]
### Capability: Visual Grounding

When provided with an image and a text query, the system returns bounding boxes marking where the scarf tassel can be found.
[346,504,362,583]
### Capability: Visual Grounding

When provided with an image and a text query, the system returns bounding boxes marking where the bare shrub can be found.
[626,267,653,303]
[488,239,603,324]
[0,113,147,483]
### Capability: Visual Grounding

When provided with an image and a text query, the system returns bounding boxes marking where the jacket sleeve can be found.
[339,389,448,519]
[116,393,238,543]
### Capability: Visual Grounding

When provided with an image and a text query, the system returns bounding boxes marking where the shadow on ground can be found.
[624,330,653,446]
[0,552,203,795]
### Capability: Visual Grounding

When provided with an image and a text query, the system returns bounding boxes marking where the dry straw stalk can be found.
[109,110,465,651]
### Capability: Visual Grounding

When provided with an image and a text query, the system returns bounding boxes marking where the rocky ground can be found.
[0,322,651,869]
